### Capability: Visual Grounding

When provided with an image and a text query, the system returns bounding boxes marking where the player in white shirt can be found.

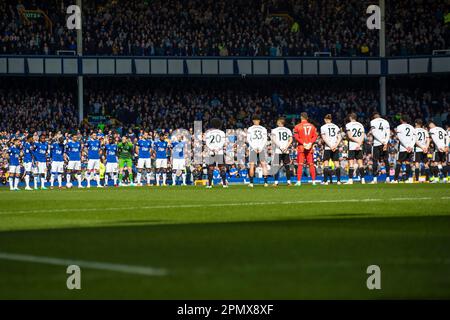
[413,119,431,182]
[447,125,450,180]
[320,114,342,185]
[345,113,366,184]
[204,118,228,188]
[271,117,293,186]
[247,114,269,187]
[394,115,415,183]
[370,112,390,184]
[428,121,449,183]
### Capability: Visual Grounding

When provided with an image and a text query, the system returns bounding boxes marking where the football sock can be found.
[263,175,268,184]
[284,165,291,181]
[348,167,354,179]
[358,167,365,180]
[323,167,329,183]
[406,164,412,179]
[25,174,30,188]
[50,174,55,187]
[373,162,378,177]
[146,172,151,184]
[34,175,38,188]
[136,172,142,184]
[335,168,341,182]
[77,174,82,186]
[249,175,254,184]
[14,177,19,189]
[415,168,420,181]
[95,173,100,186]
[86,172,91,186]
[58,174,62,187]
[172,172,177,185]
[40,176,46,187]
[156,173,161,185]
[221,171,227,185]
[309,165,316,181]
[9,177,13,190]
[394,164,401,181]
[425,168,430,181]
[182,173,186,184]
[105,174,109,186]
[297,164,303,181]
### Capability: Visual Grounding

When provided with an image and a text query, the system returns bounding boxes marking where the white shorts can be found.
[87,159,100,170]
[51,161,64,173]
[23,162,33,172]
[67,160,81,171]
[9,165,21,174]
[106,163,118,173]
[137,158,151,169]
[35,162,47,174]
[172,158,186,170]
[155,158,167,169]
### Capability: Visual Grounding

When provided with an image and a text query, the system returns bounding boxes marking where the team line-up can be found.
[4,112,450,191]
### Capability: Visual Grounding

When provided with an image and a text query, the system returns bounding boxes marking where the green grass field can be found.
[0,184,449,299]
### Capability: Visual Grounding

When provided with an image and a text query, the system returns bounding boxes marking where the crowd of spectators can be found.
[0,0,448,57]
[1,77,448,134]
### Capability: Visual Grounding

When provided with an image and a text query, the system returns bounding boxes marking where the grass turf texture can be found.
[0,184,449,299]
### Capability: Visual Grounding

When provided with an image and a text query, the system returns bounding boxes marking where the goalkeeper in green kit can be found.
[117,135,135,186]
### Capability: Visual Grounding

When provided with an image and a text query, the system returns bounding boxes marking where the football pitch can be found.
[0,184,449,299]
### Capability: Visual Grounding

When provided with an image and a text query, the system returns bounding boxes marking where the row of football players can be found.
[240,112,449,186]
[5,113,450,190]
[5,131,189,190]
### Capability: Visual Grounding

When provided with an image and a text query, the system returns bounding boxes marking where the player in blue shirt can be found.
[171,135,187,186]
[8,139,22,191]
[154,134,170,186]
[86,133,102,188]
[22,135,34,190]
[104,136,119,187]
[65,134,83,188]
[136,132,152,186]
[50,136,65,188]
[239,165,249,184]
[33,135,49,190]
[229,164,238,179]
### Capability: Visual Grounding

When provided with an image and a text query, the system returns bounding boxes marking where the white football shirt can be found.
[205,129,226,155]
[345,121,365,151]
[271,127,292,154]
[414,128,429,152]
[320,123,340,150]
[396,124,416,152]
[247,125,268,152]
[429,126,448,150]
[370,118,390,147]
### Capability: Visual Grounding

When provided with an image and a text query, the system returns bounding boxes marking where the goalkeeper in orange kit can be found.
[293,112,318,186]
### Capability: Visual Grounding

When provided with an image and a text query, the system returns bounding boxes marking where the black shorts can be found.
[273,153,291,165]
[348,150,363,160]
[413,152,427,163]
[372,145,388,161]
[397,151,412,163]
[205,153,225,166]
[249,149,267,164]
[323,149,339,162]
[433,152,447,163]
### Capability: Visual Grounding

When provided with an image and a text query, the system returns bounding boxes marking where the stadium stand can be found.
[0,0,449,57]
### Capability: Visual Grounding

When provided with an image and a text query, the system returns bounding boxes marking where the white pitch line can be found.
[0,252,167,276]
[0,197,446,216]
